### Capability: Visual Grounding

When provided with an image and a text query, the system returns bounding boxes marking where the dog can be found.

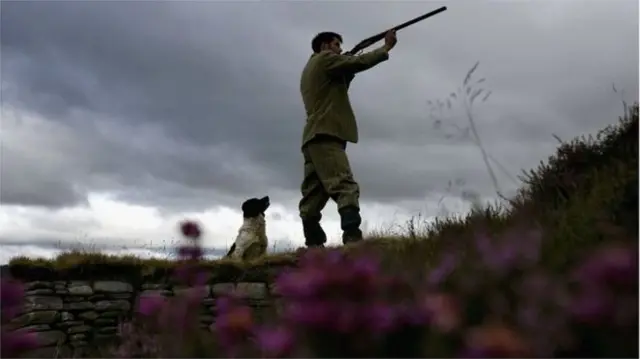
[225,196,270,261]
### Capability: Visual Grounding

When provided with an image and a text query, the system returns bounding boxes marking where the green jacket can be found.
[300,47,390,147]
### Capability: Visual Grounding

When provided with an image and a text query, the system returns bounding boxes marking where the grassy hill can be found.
[2,103,638,358]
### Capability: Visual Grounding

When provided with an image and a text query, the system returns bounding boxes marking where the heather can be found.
[1,103,638,357]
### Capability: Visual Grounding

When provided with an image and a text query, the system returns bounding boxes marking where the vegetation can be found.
[2,103,637,358]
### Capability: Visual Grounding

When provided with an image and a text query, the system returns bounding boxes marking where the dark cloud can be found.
[1,1,637,210]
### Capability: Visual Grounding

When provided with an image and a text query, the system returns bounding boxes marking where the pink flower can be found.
[464,322,532,358]
[214,303,255,356]
[422,292,460,333]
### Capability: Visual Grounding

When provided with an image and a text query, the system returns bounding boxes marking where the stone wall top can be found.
[1,253,298,283]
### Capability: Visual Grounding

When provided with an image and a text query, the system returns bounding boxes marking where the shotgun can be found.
[344,6,447,56]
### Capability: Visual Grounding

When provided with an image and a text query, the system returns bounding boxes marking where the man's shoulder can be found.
[305,51,338,67]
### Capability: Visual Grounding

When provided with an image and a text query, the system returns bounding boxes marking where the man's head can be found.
[311,32,343,54]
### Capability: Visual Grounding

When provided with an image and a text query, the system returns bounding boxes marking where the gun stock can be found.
[344,6,447,56]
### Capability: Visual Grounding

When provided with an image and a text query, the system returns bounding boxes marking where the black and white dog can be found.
[225,196,270,261]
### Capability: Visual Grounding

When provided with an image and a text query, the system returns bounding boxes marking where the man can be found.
[298,29,398,247]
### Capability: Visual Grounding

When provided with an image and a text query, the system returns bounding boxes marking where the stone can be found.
[235,282,268,300]
[141,289,172,297]
[211,283,235,296]
[70,340,89,348]
[89,294,106,301]
[36,330,67,347]
[95,300,131,312]
[17,324,51,332]
[202,298,216,306]
[95,318,117,326]
[25,289,54,295]
[100,311,124,318]
[94,333,118,342]
[12,311,59,326]
[66,297,86,302]
[60,312,74,321]
[68,325,92,334]
[274,298,286,316]
[199,314,214,323]
[69,333,87,341]
[65,301,94,311]
[93,281,133,293]
[23,345,70,358]
[23,296,63,311]
[109,293,132,299]
[57,320,84,329]
[98,327,118,335]
[174,286,209,299]
[142,283,166,290]
[24,281,53,291]
[55,290,69,295]
[68,285,93,296]
[78,311,99,321]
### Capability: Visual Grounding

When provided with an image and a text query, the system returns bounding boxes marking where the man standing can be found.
[298,30,398,247]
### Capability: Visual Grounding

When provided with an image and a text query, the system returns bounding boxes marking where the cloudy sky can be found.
[1,0,637,264]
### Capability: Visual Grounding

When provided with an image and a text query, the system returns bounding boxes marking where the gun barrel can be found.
[347,6,447,55]
[392,6,447,33]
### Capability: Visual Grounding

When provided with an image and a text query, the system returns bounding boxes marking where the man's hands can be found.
[383,30,397,52]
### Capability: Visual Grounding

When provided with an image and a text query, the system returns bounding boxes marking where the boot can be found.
[302,216,327,248]
[339,206,363,244]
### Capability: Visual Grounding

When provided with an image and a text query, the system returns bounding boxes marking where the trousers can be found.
[298,135,362,246]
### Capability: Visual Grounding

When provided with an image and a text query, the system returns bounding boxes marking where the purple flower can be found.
[254,325,295,358]
[136,294,166,316]
[216,294,246,313]
[333,303,360,333]
[0,330,39,357]
[428,252,459,286]
[173,263,209,286]
[283,300,334,329]
[364,303,398,334]
[473,227,543,274]
[1,278,25,315]
[569,287,614,325]
[214,304,255,356]
[275,269,327,299]
[179,220,202,239]
[177,245,203,261]
[572,244,638,289]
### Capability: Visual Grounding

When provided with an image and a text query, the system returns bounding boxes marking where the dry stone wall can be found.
[6,276,282,358]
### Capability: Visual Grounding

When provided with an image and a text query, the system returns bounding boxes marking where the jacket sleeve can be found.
[322,47,390,76]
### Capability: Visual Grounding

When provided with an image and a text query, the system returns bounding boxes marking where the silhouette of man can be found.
[298,29,398,247]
